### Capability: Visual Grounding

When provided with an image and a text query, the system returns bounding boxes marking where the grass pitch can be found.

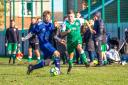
[0,57,128,85]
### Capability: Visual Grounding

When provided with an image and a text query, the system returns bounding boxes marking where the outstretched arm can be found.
[21,32,33,41]
[54,35,66,46]
[85,20,96,34]
[60,30,70,37]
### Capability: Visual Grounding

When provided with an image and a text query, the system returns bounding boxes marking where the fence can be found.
[0,0,128,55]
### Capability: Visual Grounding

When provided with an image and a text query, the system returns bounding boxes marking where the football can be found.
[50,67,60,76]
[93,60,98,65]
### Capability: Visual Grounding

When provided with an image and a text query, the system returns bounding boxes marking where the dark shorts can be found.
[29,43,39,50]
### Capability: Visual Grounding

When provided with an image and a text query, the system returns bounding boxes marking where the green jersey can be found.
[64,19,82,44]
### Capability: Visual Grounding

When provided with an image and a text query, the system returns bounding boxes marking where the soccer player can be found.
[5,19,20,64]
[101,32,107,65]
[27,18,41,63]
[61,10,89,74]
[53,20,68,64]
[22,10,62,75]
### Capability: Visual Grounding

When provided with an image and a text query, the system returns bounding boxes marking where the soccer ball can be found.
[93,60,98,65]
[50,67,60,76]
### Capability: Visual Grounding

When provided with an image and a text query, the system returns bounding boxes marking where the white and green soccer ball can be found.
[50,67,60,76]
[93,60,98,65]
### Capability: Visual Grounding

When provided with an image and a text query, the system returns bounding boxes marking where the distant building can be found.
[0,0,63,30]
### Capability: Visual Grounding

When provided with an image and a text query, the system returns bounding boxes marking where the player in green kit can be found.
[61,10,89,74]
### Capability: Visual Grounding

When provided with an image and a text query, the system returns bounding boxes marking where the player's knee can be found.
[77,44,83,53]
[80,50,84,54]
[34,49,39,53]
[12,51,17,54]
[28,48,32,53]
[54,51,60,57]
[77,44,82,48]
[8,51,11,55]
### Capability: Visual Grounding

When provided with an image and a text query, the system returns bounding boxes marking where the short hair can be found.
[37,17,41,20]
[68,10,74,14]
[94,11,101,18]
[10,19,15,22]
[81,0,87,6]
[43,10,51,17]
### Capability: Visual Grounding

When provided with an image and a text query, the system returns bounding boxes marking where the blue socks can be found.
[32,57,60,70]
[32,60,45,69]
[54,57,60,70]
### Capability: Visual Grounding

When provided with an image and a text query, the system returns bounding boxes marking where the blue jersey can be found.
[31,21,54,43]
[30,21,56,58]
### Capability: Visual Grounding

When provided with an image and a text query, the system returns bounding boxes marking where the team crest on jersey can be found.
[76,22,79,26]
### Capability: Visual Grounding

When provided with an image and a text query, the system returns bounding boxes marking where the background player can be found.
[27,18,41,63]
[5,20,20,64]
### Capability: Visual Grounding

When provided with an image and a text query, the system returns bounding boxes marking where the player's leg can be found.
[101,51,104,64]
[77,44,89,67]
[61,51,67,64]
[12,43,17,64]
[7,43,12,64]
[27,42,60,75]
[67,52,74,74]
[43,42,61,70]
[53,50,60,70]
[101,43,107,65]
[67,44,75,74]
[103,52,107,65]
[58,45,67,64]
[34,49,41,63]
[75,49,81,64]
[27,59,45,75]
[34,43,41,63]
[27,44,45,75]
[28,48,33,62]
[28,43,33,62]
[102,44,107,65]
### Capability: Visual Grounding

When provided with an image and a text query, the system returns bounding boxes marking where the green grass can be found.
[0,57,128,85]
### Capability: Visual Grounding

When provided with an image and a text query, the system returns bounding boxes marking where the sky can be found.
[54,0,63,12]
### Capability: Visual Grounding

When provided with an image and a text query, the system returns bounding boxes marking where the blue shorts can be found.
[40,42,56,59]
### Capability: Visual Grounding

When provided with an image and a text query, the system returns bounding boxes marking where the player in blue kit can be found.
[22,10,63,75]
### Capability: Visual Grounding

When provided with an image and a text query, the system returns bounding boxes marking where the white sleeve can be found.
[81,18,85,25]
[22,32,33,41]
[61,22,66,32]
